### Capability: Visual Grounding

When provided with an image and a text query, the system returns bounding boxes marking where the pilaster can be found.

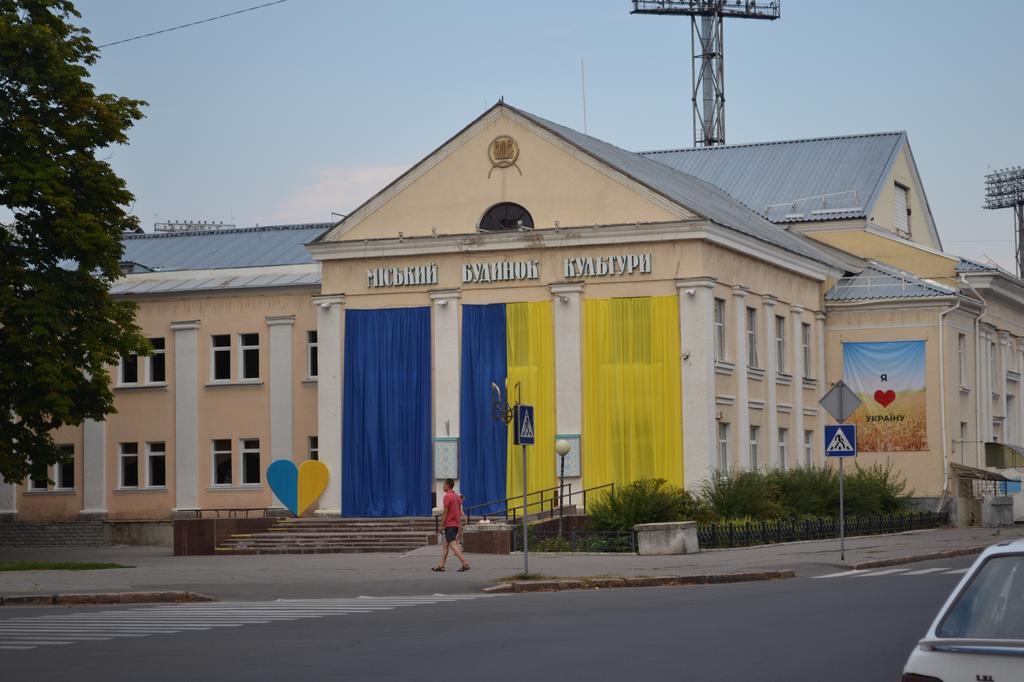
[791,306,805,466]
[170,320,200,514]
[732,285,749,472]
[815,312,826,462]
[551,283,584,495]
[80,418,107,518]
[677,278,717,487]
[314,295,344,516]
[266,315,295,509]
[430,289,461,507]
[762,295,778,469]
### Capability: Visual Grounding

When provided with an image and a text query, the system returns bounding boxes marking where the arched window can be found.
[479,203,533,233]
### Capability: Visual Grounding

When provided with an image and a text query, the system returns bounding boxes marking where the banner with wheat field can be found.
[842,340,927,452]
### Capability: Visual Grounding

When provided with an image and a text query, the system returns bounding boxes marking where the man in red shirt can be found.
[433,478,470,572]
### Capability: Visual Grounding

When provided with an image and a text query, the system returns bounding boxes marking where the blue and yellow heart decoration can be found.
[267,460,329,516]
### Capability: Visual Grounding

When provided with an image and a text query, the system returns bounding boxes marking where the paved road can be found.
[1,555,973,681]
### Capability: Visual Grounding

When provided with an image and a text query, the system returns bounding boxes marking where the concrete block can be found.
[633,521,699,556]
[982,496,1015,528]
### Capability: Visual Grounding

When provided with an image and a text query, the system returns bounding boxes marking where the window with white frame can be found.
[56,444,75,490]
[211,335,231,381]
[775,315,786,373]
[717,422,730,472]
[147,442,166,488]
[801,323,811,379]
[746,307,758,368]
[991,341,997,388]
[778,428,788,471]
[213,439,232,485]
[894,182,911,235]
[958,333,967,387]
[241,439,261,485]
[239,333,260,381]
[28,458,49,491]
[749,426,760,470]
[960,421,969,461]
[148,338,166,383]
[119,442,139,488]
[713,298,726,362]
[119,352,139,385]
[803,430,813,468]
[307,331,318,378]
[308,436,319,461]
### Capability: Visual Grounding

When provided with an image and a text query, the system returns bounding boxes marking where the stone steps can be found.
[214,516,439,555]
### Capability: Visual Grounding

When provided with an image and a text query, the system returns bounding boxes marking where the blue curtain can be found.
[342,307,432,517]
[459,304,508,514]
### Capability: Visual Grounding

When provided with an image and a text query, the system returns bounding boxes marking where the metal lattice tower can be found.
[631,1,780,147]
[984,167,1024,277]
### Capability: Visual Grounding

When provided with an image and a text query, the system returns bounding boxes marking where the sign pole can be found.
[522,443,529,576]
[839,440,845,561]
[819,381,861,563]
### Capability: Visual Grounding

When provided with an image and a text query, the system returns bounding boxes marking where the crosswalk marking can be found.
[851,568,911,577]
[811,569,873,579]
[944,568,968,575]
[0,595,500,651]
[902,567,949,575]
[813,566,970,580]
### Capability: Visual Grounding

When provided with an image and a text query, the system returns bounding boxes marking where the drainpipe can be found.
[938,292,963,511]
[960,275,987,469]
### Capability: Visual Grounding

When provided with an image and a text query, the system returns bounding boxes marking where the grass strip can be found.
[0,561,131,572]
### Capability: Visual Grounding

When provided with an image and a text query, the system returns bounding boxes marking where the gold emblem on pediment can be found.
[488,135,521,177]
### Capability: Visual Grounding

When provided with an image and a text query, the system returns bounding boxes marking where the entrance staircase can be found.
[214,517,438,555]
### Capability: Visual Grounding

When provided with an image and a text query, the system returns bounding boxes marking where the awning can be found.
[983,442,1024,469]
[950,462,1018,482]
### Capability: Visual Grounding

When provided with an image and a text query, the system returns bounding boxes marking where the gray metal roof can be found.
[825,261,956,302]
[121,223,331,272]
[509,105,835,265]
[641,132,906,223]
[956,257,998,273]
[110,271,321,296]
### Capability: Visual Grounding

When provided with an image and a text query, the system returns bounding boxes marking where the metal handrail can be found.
[464,482,615,524]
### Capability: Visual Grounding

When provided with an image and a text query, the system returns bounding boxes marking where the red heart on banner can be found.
[873,389,896,408]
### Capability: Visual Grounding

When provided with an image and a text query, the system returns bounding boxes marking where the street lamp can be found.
[555,439,572,537]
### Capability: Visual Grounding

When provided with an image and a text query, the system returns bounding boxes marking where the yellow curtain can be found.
[582,296,683,491]
[505,301,557,513]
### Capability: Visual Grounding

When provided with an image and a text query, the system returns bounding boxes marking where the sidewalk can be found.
[2,526,1020,601]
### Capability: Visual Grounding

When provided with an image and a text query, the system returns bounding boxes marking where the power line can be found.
[97,0,290,48]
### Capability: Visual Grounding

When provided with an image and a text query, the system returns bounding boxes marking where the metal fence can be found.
[697,512,950,549]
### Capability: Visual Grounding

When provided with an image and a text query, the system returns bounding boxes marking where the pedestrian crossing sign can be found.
[515,404,535,446]
[824,424,857,457]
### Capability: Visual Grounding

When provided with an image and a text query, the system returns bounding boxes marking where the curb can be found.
[0,591,216,607]
[484,569,795,594]
[848,545,989,571]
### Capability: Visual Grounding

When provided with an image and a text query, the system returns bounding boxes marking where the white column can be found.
[816,312,826,462]
[266,315,295,510]
[171,320,200,513]
[998,331,1010,436]
[314,295,344,516]
[430,290,461,506]
[677,278,717,488]
[791,306,805,466]
[80,418,107,518]
[762,295,778,468]
[981,328,993,442]
[1017,340,1024,445]
[551,284,584,496]
[732,286,749,471]
[0,473,15,519]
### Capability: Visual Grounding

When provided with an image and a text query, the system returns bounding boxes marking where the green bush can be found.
[765,466,838,517]
[586,478,708,532]
[699,470,783,519]
[844,462,911,515]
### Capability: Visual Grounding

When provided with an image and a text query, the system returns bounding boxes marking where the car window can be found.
[937,554,1024,639]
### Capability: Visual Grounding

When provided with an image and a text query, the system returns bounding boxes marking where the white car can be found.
[902,538,1024,682]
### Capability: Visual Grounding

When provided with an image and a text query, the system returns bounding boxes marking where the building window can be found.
[803,430,813,468]
[120,352,139,385]
[894,182,911,235]
[28,458,49,491]
[307,331,318,378]
[717,422,730,472]
[479,202,533,232]
[960,421,969,462]
[147,442,166,488]
[958,333,967,387]
[778,428,788,471]
[212,335,231,381]
[775,315,786,373]
[713,298,726,361]
[119,442,139,488]
[56,444,75,490]
[749,426,760,470]
[241,439,261,485]
[239,333,260,381]
[990,341,998,388]
[213,439,232,485]
[801,323,811,379]
[746,307,758,369]
[149,338,166,383]
[308,436,319,461]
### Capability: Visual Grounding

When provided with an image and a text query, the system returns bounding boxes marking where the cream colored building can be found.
[3,102,1022,523]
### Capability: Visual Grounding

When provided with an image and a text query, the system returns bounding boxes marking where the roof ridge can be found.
[123,223,331,240]
[639,130,906,156]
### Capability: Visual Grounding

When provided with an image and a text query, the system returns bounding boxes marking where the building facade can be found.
[3,103,1022,522]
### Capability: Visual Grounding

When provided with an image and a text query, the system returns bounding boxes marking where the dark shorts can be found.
[444,527,459,542]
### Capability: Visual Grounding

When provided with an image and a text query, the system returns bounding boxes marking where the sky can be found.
[70,0,1024,270]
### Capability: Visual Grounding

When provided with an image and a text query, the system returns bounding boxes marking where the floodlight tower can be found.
[631,0,780,147]
[984,167,1024,277]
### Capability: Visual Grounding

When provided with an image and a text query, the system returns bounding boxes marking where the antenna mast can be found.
[631,0,780,147]
[984,166,1024,277]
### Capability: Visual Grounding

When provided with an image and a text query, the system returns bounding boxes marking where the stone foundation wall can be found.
[0,520,104,547]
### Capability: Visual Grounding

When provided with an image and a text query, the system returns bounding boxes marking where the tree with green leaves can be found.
[0,0,149,482]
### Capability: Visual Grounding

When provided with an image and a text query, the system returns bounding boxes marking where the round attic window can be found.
[479,203,533,233]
